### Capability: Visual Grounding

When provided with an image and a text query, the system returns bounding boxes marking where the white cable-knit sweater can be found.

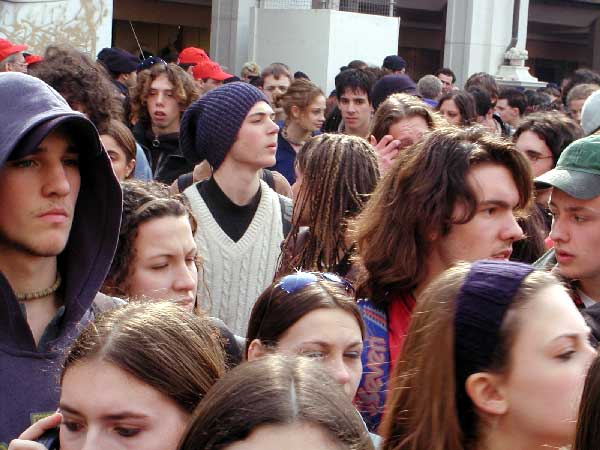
[184,180,284,335]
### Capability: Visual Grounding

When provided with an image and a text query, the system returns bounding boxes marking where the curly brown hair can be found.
[29,45,124,128]
[130,62,199,124]
[354,127,533,305]
[278,134,379,276]
[102,180,199,297]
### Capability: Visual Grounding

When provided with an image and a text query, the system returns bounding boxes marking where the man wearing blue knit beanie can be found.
[180,82,292,334]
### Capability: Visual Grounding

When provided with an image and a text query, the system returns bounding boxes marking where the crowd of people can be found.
[1,34,600,450]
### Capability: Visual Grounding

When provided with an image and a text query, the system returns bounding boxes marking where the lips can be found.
[491,249,512,260]
[38,208,69,224]
[555,249,575,264]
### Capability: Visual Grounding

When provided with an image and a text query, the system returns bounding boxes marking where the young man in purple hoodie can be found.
[0,73,122,446]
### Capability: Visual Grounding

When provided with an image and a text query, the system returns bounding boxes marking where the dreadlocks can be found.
[278,133,380,277]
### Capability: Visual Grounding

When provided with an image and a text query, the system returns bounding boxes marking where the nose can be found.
[268,117,280,134]
[502,213,524,242]
[173,261,198,293]
[79,428,104,450]
[41,162,73,198]
[328,356,351,389]
[156,91,165,105]
[549,215,569,243]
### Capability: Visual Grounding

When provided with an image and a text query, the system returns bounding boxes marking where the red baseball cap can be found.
[192,60,233,81]
[178,47,209,65]
[24,54,43,65]
[0,38,28,61]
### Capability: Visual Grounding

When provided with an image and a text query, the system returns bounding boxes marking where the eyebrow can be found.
[60,404,150,420]
[247,111,273,119]
[301,340,363,348]
[549,202,600,214]
[478,199,514,209]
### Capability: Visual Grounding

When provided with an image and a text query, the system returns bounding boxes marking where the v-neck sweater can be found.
[184,179,284,334]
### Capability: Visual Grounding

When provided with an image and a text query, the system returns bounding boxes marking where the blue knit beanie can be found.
[180,82,268,170]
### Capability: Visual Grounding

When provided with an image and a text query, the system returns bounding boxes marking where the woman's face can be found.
[294,95,326,132]
[496,284,595,447]
[514,130,554,178]
[127,215,198,312]
[225,421,342,450]
[100,134,135,181]
[388,115,430,149]
[59,360,189,450]
[439,99,463,126]
[276,308,363,398]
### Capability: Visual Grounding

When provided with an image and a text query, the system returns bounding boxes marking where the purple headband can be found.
[453,259,534,439]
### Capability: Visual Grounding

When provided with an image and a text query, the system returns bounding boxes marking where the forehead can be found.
[150,73,174,90]
[339,88,368,100]
[515,130,550,152]
[263,74,291,86]
[466,163,520,204]
[550,188,600,209]
[246,101,274,116]
[279,308,362,345]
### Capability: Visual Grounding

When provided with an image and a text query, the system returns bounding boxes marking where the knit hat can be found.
[180,82,268,169]
[382,55,406,72]
[372,74,417,109]
[97,47,139,74]
[581,89,600,136]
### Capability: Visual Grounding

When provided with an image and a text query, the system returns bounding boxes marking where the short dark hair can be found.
[466,87,492,116]
[499,87,526,115]
[562,68,600,105]
[261,62,293,81]
[435,67,456,83]
[179,355,374,450]
[513,111,583,165]
[464,72,499,100]
[335,69,375,104]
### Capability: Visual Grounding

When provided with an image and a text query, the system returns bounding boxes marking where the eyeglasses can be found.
[524,150,554,163]
[136,56,167,73]
[276,271,354,294]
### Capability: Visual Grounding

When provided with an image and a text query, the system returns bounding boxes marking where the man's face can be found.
[224,101,279,171]
[437,73,453,94]
[548,189,600,286]
[430,163,523,267]
[568,99,586,123]
[262,75,291,103]
[338,88,372,137]
[495,98,520,126]
[202,78,224,93]
[0,131,81,257]
[146,73,181,134]
[4,52,27,73]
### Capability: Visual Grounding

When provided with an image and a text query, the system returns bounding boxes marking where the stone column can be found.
[210,0,256,75]
[443,0,514,87]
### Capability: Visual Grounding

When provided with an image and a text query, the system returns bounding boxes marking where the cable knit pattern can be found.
[185,180,284,335]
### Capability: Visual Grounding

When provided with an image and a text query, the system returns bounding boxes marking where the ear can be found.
[465,372,508,417]
[125,159,136,179]
[288,105,300,119]
[247,339,268,361]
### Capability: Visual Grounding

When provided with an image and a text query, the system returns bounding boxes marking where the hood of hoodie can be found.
[0,73,122,351]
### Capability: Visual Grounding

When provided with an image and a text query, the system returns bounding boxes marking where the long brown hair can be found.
[354,127,532,305]
[381,263,560,450]
[574,356,600,450]
[62,302,226,413]
[280,78,324,119]
[279,134,379,275]
[370,93,446,142]
[178,355,374,450]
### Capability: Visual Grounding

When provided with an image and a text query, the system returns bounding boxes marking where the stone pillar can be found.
[210,0,256,75]
[443,0,514,87]
[592,17,600,73]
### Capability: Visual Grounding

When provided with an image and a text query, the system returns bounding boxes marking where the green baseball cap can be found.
[535,134,600,200]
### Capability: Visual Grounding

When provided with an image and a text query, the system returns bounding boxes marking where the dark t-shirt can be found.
[198,177,261,242]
